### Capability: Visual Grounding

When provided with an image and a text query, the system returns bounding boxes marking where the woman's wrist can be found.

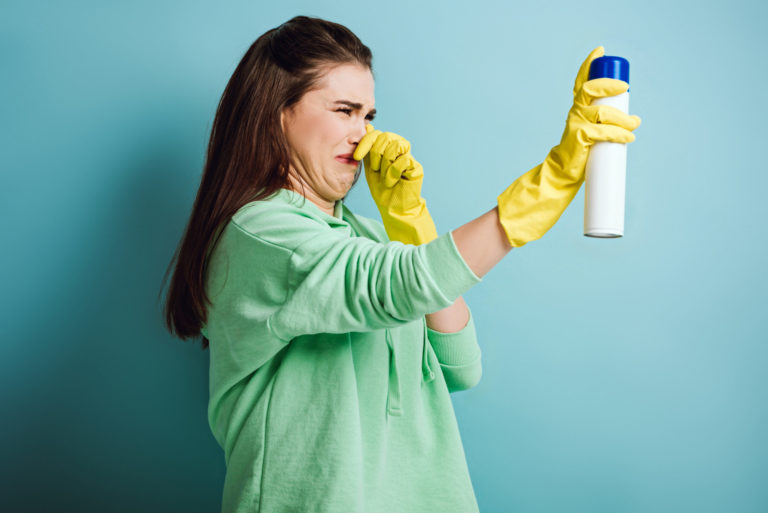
[451,205,513,279]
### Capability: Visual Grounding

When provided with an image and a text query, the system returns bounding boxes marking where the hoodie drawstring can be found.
[385,328,402,417]
[421,320,436,383]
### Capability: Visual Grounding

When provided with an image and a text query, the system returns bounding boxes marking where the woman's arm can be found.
[425,296,469,333]
[425,206,512,333]
[451,205,513,279]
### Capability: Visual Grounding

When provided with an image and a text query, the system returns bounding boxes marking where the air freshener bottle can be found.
[583,55,631,238]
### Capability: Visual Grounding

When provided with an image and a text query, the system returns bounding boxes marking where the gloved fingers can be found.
[579,121,636,144]
[380,154,403,189]
[353,123,382,162]
[400,154,423,181]
[382,137,410,164]
[369,132,398,171]
[382,153,421,189]
[579,104,642,131]
[574,77,629,106]
[572,46,605,99]
[380,153,409,189]
[380,138,409,181]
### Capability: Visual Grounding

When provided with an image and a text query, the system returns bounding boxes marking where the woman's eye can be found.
[337,108,374,122]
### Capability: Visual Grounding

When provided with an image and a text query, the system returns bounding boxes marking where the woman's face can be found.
[281,63,376,210]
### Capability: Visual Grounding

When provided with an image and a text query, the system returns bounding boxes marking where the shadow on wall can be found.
[3,112,225,512]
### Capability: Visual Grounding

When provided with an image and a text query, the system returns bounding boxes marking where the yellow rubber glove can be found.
[353,124,439,245]
[497,46,642,247]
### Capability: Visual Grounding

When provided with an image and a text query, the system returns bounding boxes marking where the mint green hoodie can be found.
[201,188,484,512]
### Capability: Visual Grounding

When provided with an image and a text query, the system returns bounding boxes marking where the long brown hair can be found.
[160,15,373,349]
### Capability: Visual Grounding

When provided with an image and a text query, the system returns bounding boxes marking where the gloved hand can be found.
[353,124,439,245]
[497,46,642,247]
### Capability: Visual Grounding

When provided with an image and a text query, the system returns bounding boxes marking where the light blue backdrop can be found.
[2,0,766,511]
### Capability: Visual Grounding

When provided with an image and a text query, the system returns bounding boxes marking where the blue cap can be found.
[588,55,630,84]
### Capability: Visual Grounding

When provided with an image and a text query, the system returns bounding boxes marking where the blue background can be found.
[3,0,767,511]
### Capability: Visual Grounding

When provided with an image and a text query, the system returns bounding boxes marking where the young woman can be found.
[162,15,640,513]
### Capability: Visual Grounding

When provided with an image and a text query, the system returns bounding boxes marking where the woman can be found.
[162,15,640,513]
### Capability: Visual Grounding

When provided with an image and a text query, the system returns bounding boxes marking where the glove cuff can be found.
[380,203,439,246]
[497,160,583,247]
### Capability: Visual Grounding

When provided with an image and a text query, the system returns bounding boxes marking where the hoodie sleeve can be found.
[227,202,483,343]
[427,306,482,393]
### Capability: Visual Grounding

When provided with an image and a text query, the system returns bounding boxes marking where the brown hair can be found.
[160,15,373,349]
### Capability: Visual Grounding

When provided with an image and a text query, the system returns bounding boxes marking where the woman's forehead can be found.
[318,65,374,105]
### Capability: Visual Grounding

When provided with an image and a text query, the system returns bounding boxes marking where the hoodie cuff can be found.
[427,306,481,366]
[419,231,482,303]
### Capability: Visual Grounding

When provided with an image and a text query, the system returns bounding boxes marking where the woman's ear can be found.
[280,104,295,134]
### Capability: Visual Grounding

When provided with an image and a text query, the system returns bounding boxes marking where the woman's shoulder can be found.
[232,191,313,227]
[229,189,353,252]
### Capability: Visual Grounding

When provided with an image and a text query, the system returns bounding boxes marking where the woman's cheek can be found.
[333,118,350,139]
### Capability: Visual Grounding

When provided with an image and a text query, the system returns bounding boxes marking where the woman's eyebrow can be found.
[333,100,376,117]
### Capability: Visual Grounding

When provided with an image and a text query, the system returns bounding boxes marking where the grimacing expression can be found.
[280,63,376,203]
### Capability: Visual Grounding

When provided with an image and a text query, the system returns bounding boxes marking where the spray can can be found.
[583,55,631,238]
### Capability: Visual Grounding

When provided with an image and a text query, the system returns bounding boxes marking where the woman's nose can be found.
[353,121,369,142]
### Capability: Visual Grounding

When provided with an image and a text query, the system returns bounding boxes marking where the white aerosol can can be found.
[584,55,631,238]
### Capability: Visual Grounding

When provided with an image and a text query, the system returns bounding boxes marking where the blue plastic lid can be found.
[588,55,630,84]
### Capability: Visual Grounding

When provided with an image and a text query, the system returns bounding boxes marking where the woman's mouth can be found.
[335,155,357,166]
